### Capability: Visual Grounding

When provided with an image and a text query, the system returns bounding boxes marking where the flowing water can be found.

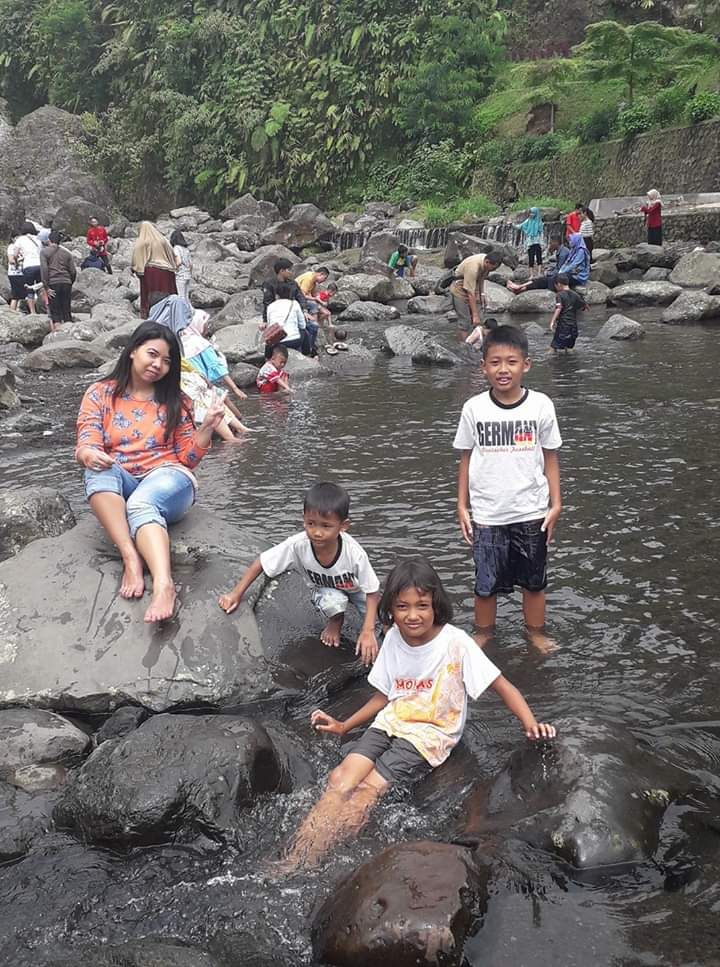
[2,310,720,966]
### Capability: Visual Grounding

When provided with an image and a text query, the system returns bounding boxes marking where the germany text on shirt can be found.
[453,388,562,526]
[259,532,379,594]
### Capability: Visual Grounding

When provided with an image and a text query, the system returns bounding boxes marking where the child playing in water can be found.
[218,482,380,662]
[279,557,555,870]
[454,325,562,653]
[256,345,291,394]
[465,316,498,349]
[549,274,586,353]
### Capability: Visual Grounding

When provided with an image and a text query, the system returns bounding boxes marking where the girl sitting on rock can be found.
[279,558,555,870]
[75,321,224,622]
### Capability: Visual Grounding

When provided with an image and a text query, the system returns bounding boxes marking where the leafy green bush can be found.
[421,195,499,227]
[687,91,720,123]
[575,104,618,143]
[650,86,686,126]
[514,133,564,162]
[615,102,653,137]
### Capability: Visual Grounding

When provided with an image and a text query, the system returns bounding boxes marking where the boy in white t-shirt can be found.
[218,482,380,663]
[454,325,562,652]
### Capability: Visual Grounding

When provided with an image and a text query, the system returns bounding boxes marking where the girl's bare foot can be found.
[473,625,496,649]
[119,551,145,599]
[525,626,559,654]
[320,614,344,647]
[144,582,177,623]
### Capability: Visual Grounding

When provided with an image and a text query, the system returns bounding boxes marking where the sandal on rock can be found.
[325,346,339,355]
[333,342,349,352]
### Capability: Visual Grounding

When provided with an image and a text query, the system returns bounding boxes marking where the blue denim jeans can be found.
[84,463,195,538]
[302,322,319,355]
[311,587,367,620]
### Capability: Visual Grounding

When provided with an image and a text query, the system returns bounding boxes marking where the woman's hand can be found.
[78,447,114,471]
[310,709,346,735]
[199,396,225,432]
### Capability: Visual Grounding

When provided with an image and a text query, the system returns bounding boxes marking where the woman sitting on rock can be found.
[131,222,177,319]
[75,321,224,623]
[507,233,590,294]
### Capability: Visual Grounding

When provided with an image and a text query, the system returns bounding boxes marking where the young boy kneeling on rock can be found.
[218,482,380,663]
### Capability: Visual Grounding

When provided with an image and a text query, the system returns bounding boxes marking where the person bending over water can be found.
[75,321,224,622]
[219,482,380,662]
[279,558,555,871]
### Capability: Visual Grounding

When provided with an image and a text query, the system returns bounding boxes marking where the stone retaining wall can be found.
[595,210,720,247]
[472,120,720,205]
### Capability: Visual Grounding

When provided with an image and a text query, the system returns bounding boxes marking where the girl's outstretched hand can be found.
[311,709,345,736]
[526,722,556,740]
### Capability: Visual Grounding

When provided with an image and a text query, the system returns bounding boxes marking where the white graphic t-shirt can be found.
[453,388,562,525]
[260,532,379,594]
[368,623,501,766]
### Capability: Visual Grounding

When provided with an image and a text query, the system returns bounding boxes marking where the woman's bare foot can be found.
[320,614,344,647]
[506,281,526,294]
[525,626,559,654]
[119,551,145,599]
[144,582,177,623]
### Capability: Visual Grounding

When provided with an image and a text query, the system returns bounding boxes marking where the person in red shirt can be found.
[86,217,112,274]
[640,189,663,246]
[563,203,583,241]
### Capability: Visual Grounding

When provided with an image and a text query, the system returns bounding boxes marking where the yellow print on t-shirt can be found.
[373,644,467,767]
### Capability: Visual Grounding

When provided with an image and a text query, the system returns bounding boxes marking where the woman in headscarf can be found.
[641,190,662,246]
[508,233,589,294]
[132,222,177,319]
[517,206,544,278]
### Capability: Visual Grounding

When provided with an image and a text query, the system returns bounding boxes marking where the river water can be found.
[2,310,720,966]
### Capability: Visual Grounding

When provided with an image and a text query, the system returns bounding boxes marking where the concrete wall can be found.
[472,120,720,204]
[595,210,720,247]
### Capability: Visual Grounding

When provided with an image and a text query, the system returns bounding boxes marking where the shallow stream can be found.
[2,310,720,965]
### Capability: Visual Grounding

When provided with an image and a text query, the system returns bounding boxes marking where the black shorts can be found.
[551,323,578,350]
[9,275,26,300]
[527,243,543,267]
[473,518,547,596]
[344,727,433,785]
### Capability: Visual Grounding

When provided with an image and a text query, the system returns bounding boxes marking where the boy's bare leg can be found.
[89,492,145,599]
[320,612,344,647]
[473,595,497,648]
[522,590,559,653]
[280,755,388,871]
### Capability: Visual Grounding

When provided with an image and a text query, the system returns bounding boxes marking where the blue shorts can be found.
[473,518,547,596]
[84,463,195,538]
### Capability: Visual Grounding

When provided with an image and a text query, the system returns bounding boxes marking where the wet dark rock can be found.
[0,486,75,558]
[337,273,395,304]
[609,281,682,307]
[95,706,148,744]
[312,840,489,967]
[45,940,224,967]
[598,314,645,340]
[407,294,452,314]
[669,251,720,289]
[12,763,69,793]
[0,306,50,347]
[318,343,377,375]
[464,721,673,869]
[206,289,264,334]
[22,340,110,371]
[340,301,400,322]
[383,325,459,366]
[0,779,55,860]
[247,245,299,288]
[0,511,273,713]
[0,708,88,770]
[661,289,720,324]
[55,714,287,845]
[0,360,18,409]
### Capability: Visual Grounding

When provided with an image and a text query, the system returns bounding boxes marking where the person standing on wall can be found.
[564,203,583,241]
[579,206,595,259]
[641,190,663,246]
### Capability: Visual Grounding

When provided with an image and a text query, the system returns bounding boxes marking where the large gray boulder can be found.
[191,238,226,262]
[0,709,89,770]
[590,261,622,287]
[312,841,489,967]
[42,322,100,345]
[0,487,75,558]
[71,268,134,311]
[615,244,677,272]
[55,714,291,845]
[283,349,325,380]
[508,290,557,314]
[90,302,137,330]
[383,325,459,366]
[597,313,645,340]
[0,306,50,347]
[53,197,111,238]
[213,323,264,363]
[388,276,415,300]
[194,260,248,295]
[484,280,514,312]
[206,289,264,334]
[407,294,452,315]
[340,301,400,322]
[261,203,334,249]
[410,264,445,296]
[577,281,611,306]
[661,289,720,324]
[643,267,670,282]
[188,286,228,310]
[220,193,279,224]
[247,245,299,289]
[0,361,18,409]
[443,232,517,270]
[0,186,24,240]
[610,282,682,307]
[0,510,274,713]
[338,273,395,303]
[361,231,399,265]
[669,251,720,289]
[22,340,110,371]
[229,361,260,388]
[318,343,378,375]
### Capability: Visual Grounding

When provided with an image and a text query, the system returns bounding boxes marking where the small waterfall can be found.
[332,226,449,252]
[480,220,564,256]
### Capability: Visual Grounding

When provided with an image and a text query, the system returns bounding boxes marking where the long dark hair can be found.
[106,322,186,442]
[170,229,188,247]
[378,558,453,627]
